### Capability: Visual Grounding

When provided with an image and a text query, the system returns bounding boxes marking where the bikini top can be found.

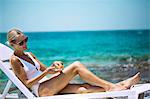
[15,52,42,80]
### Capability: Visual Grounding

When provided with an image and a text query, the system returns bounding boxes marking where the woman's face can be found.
[10,34,28,51]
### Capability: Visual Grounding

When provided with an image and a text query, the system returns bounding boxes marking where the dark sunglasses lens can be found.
[19,41,24,46]
[18,37,28,46]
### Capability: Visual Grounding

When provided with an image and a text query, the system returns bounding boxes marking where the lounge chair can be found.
[0,43,150,99]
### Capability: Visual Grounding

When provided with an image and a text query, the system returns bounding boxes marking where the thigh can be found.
[58,83,105,94]
[38,63,77,96]
[57,84,85,94]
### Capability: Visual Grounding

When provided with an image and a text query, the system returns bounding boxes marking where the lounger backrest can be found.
[0,43,35,98]
[0,43,13,69]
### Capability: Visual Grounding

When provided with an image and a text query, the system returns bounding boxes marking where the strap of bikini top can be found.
[26,52,36,64]
[26,52,40,70]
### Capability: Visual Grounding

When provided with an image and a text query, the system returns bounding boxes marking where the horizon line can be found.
[0,29,149,33]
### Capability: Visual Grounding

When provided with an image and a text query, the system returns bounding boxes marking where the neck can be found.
[14,50,25,56]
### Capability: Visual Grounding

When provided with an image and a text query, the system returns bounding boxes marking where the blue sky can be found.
[0,0,150,32]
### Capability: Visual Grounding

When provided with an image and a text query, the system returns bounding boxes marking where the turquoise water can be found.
[0,30,150,90]
[1,30,149,65]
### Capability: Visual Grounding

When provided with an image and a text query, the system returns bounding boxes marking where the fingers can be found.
[53,61,63,66]
[48,61,64,74]
[60,61,63,65]
[47,66,61,74]
[53,61,64,69]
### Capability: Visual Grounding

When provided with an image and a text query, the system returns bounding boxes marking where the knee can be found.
[77,87,87,94]
[71,61,85,74]
[77,83,91,94]
[72,61,83,68]
[82,83,91,88]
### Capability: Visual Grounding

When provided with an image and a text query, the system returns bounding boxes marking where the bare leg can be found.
[58,83,105,94]
[116,72,140,89]
[38,61,139,96]
[39,61,115,96]
[59,73,140,94]
[68,62,115,89]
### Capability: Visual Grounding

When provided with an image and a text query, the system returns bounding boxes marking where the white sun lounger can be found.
[0,43,150,99]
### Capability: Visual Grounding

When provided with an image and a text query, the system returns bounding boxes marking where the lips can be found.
[23,45,27,49]
[23,47,27,50]
[23,46,27,49]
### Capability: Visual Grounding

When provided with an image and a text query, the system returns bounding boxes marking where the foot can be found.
[108,72,140,91]
[117,72,141,89]
[107,84,127,91]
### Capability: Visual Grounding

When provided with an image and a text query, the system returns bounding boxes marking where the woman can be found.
[7,28,140,97]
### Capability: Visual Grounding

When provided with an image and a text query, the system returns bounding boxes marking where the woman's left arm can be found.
[30,52,64,73]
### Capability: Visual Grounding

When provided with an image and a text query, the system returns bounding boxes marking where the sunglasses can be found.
[17,37,28,46]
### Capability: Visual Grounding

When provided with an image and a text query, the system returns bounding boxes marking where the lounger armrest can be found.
[130,83,150,94]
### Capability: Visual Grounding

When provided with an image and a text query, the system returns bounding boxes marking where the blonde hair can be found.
[6,28,24,45]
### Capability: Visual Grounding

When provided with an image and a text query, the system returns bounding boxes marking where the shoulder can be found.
[28,52,36,59]
[10,55,23,68]
[10,55,20,64]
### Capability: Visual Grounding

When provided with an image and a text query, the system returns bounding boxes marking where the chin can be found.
[23,47,28,50]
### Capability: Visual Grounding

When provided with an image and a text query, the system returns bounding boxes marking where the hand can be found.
[46,61,64,74]
[52,61,64,71]
[45,66,62,74]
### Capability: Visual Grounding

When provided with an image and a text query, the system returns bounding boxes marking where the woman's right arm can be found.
[10,56,49,88]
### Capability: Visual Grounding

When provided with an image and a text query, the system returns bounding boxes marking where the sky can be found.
[0,0,150,32]
[148,0,150,29]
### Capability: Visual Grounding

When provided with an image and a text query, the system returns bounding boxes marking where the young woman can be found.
[7,28,140,97]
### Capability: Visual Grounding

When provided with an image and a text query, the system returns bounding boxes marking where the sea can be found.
[0,30,150,94]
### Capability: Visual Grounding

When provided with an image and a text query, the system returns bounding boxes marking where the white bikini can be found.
[15,52,48,96]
